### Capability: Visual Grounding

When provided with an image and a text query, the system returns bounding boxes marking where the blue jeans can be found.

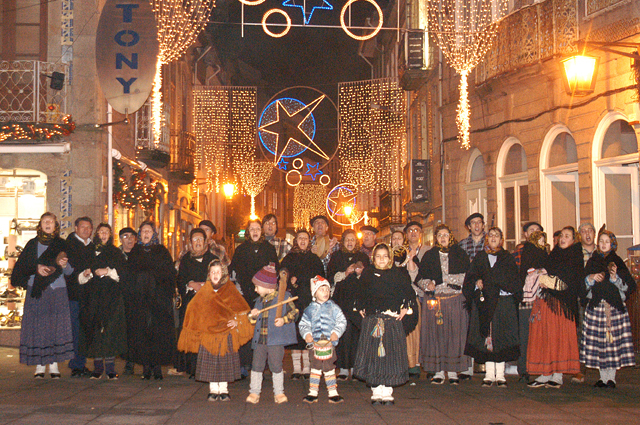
[67,300,86,370]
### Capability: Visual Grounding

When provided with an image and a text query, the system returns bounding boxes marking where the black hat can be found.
[119,227,136,237]
[199,220,217,234]
[464,212,484,227]
[523,221,543,233]
[310,215,330,227]
[360,225,379,234]
[405,221,423,231]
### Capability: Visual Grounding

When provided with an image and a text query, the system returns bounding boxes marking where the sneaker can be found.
[606,380,616,389]
[449,378,459,385]
[107,373,118,380]
[459,373,472,381]
[545,381,561,389]
[328,395,344,404]
[90,372,102,380]
[50,373,61,379]
[481,380,493,388]
[167,368,183,376]
[303,395,318,404]
[218,393,231,401]
[496,380,508,388]
[430,377,444,385]
[594,380,607,388]
[34,373,45,379]
[207,393,218,401]
[527,380,546,388]
[274,393,288,404]
[571,373,585,383]
[246,393,260,404]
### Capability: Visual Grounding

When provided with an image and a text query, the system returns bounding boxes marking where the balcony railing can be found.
[169,130,195,183]
[135,98,170,168]
[0,61,69,124]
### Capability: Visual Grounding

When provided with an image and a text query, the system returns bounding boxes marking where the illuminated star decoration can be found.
[282,0,333,25]
[305,162,323,181]
[277,158,289,170]
[258,95,330,165]
[327,185,357,216]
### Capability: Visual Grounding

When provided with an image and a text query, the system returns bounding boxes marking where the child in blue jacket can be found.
[299,276,347,403]
[246,264,298,404]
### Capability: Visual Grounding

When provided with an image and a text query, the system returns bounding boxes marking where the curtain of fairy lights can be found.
[151,0,213,147]
[425,0,507,149]
[338,78,406,194]
[294,184,328,231]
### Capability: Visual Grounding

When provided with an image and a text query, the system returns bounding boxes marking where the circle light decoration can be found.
[239,0,266,5]
[262,9,292,38]
[340,0,383,41]
[326,183,365,227]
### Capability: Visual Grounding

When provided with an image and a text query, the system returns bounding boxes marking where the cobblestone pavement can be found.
[1,347,639,425]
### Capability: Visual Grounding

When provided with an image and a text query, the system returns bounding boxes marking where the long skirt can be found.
[465,297,520,363]
[354,314,408,387]
[406,301,421,368]
[195,334,242,383]
[419,293,471,372]
[336,320,360,370]
[175,292,197,374]
[527,298,580,375]
[580,300,636,370]
[20,284,74,366]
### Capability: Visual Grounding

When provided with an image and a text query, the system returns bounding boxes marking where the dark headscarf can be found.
[36,212,60,245]
[434,224,457,252]
[483,227,504,255]
[93,223,114,250]
[138,221,159,247]
[290,229,311,253]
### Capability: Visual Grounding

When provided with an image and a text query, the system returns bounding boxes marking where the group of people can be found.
[11,209,637,407]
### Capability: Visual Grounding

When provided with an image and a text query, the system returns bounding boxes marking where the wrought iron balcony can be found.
[169,130,195,183]
[135,98,170,168]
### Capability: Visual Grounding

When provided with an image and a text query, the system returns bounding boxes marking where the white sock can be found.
[535,374,551,383]
[339,368,349,376]
[466,358,474,376]
[495,362,505,381]
[302,350,310,374]
[291,351,302,374]
[209,382,220,394]
[35,365,46,374]
[551,373,563,385]
[448,372,458,379]
[485,362,496,382]
[434,371,445,380]
[371,385,383,399]
[219,382,228,394]
[382,386,394,401]
[49,362,59,374]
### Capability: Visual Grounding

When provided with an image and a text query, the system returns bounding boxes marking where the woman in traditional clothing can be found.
[527,226,584,388]
[353,243,417,405]
[12,212,74,378]
[463,227,521,387]
[582,225,636,388]
[328,229,369,380]
[417,224,471,385]
[281,229,325,379]
[178,259,254,401]
[174,228,218,378]
[78,223,127,380]
[126,221,177,380]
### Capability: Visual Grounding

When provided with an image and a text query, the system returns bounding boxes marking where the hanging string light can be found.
[425,0,507,149]
[151,0,213,147]
[294,184,327,231]
[338,78,406,194]
[237,160,273,218]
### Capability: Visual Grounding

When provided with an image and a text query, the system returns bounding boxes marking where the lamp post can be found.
[223,183,235,250]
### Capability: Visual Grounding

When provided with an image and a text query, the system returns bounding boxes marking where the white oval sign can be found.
[96,0,158,114]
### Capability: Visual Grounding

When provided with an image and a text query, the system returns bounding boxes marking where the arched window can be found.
[464,149,488,219]
[497,138,529,251]
[540,125,579,233]
[593,114,639,255]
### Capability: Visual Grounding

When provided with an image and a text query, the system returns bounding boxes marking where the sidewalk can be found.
[0,346,639,424]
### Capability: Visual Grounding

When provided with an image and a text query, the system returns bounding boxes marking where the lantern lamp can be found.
[223,183,235,199]
[561,54,599,96]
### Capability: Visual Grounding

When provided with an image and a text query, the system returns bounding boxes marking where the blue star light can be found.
[277,158,289,170]
[305,162,323,181]
[282,0,333,25]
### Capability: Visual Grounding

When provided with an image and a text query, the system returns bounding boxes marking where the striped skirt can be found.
[20,285,74,366]
[580,301,636,370]
[354,314,409,387]
[195,334,242,383]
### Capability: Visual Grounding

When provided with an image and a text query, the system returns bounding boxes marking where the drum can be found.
[313,339,333,360]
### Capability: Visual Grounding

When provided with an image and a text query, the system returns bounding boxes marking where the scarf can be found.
[483,227,504,255]
[585,248,636,312]
[138,226,159,247]
[36,221,60,245]
[434,224,457,253]
[543,242,584,321]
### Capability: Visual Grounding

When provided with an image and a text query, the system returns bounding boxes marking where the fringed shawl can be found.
[584,250,636,312]
[178,279,254,356]
[542,243,585,322]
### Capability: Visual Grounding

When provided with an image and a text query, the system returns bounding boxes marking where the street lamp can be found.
[223,183,235,199]
[343,205,353,217]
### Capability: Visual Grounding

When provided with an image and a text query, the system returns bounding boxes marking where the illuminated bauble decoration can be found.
[326,183,364,226]
[262,9,292,38]
[340,0,383,41]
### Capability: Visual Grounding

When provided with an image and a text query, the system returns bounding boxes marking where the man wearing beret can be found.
[359,225,378,258]
[310,215,338,274]
[458,213,485,261]
[199,220,230,266]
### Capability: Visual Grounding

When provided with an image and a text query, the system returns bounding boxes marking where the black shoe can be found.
[123,363,134,375]
[545,381,561,389]
[71,368,84,378]
[34,373,45,379]
[328,395,344,404]
[107,373,118,380]
[337,374,349,381]
[50,373,61,379]
[189,374,195,380]
[606,380,616,389]
[207,393,218,401]
[302,373,310,380]
[90,372,102,380]
[496,380,508,388]
[430,377,444,385]
[141,372,151,380]
[303,395,318,403]
[291,373,301,380]
[371,399,383,405]
[218,393,231,401]
[153,366,162,380]
[518,373,530,383]
[449,378,459,385]
[594,380,607,388]
[459,373,472,381]
[383,400,395,406]
[481,380,493,388]
[154,373,163,380]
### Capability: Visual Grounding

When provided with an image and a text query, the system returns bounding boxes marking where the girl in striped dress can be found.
[582,226,636,388]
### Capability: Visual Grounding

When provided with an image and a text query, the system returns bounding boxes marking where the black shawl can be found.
[417,244,470,286]
[519,241,548,287]
[280,250,325,312]
[463,249,521,338]
[584,250,636,312]
[543,243,585,322]
[11,236,67,298]
[229,239,278,306]
[329,250,370,329]
[326,249,370,285]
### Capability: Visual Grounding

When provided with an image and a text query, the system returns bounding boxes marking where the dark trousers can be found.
[68,300,86,370]
[517,307,531,376]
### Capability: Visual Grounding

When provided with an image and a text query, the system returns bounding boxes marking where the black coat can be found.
[327,249,370,285]
[417,245,470,288]
[176,250,217,326]
[125,243,176,366]
[65,233,95,302]
[584,250,636,312]
[543,243,585,322]
[519,241,548,287]
[229,239,278,306]
[281,250,325,312]
[11,236,68,299]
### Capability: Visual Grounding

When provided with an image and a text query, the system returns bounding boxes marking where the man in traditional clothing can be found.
[459,213,485,262]
[118,227,137,260]
[118,226,137,375]
[263,213,291,261]
[405,221,429,378]
[310,215,338,274]
[199,220,230,266]
[359,225,378,258]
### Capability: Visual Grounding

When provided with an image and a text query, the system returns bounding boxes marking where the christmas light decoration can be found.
[283,0,333,25]
[113,161,160,212]
[338,78,406,193]
[262,9,292,38]
[326,183,364,226]
[340,0,383,41]
[425,0,507,149]
[238,160,273,218]
[293,184,327,230]
[0,115,75,142]
[151,0,213,147]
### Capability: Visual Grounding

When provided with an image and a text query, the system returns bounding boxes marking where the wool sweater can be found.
[298,299,347,345]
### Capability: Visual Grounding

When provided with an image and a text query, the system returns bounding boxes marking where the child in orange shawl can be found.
[178,259,254,401]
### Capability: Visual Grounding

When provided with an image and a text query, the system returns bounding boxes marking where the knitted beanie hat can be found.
[311,275,331,299]
[252,263,278,289]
